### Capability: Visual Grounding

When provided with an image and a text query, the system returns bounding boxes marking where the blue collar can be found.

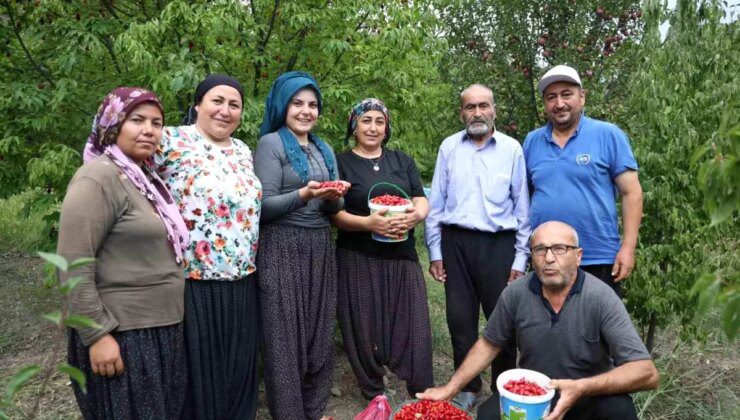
[544,113,589,144]
[528,268,586,297]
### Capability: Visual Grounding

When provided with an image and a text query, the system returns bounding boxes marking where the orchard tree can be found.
[435,0,644,138]
[0,0,450,245]
[621,0,739,348]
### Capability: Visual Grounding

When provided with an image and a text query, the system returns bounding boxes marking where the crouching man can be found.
[417,221,658,419]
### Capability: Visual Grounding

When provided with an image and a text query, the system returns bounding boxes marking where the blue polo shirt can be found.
[523,115,638,265]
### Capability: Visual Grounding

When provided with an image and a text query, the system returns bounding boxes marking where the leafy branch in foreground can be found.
[0,253,96,420]
[691,113,740,341]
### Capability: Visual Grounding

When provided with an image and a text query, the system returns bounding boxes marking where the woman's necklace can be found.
[353,147,383,171]
[369,153,382,171]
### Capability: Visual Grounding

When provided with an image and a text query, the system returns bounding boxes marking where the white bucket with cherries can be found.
[367,182,413,243]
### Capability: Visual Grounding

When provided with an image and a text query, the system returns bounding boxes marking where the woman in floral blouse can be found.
[153,74,262,420]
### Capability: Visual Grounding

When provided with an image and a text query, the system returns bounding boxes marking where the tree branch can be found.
[2,0,55,88]
[285,28,309,72]
[100,35,123,75]
[253,0,280,96]
[98,0,122,21]
[331,11,369,68]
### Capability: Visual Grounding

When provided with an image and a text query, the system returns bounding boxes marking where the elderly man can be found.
[425,84,530,409]
[523,65,643,295]
[417,221,658,419]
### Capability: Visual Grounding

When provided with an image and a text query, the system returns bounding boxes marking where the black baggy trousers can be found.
[441,225,517,393]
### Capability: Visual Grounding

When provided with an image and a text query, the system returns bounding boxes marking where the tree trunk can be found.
[645,313,658,353]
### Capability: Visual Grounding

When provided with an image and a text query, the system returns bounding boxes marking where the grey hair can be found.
[531,221,579,247]
[460,84,496,105]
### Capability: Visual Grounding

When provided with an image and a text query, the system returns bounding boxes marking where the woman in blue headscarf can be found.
[254,71,349,420]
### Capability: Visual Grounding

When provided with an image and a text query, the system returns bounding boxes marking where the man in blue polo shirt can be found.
[417,221,658,419]
[523,65,643,295]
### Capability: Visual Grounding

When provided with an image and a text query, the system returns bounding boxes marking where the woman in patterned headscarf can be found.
[60,87,189,419]
[331,98,434,401]
[254,71,349,420]
[152,74,263,420]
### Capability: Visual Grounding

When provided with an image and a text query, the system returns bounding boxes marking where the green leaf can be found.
[64,315,103,330]
[41,311,62,326]
[709,199,737,226]
[42,264,56,289]
[59,277,84,295]
[68,257,95,271]
[721,292,739,341]
[696,276,721,316]
[690,274,715,297]
[36,252,68,272]
[5,365,41,402]
[58,363,87,394]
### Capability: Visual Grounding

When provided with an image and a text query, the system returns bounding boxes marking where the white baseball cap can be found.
[537,65,582,95]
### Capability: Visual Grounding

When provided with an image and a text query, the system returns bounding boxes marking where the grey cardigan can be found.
[254,132,342,227]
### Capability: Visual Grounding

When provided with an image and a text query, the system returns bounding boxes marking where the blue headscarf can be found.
[259,71,336,183]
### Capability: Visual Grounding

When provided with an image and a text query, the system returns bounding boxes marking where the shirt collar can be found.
[528,268,586,297]
[544,113,589,144]
[462,129,497,146]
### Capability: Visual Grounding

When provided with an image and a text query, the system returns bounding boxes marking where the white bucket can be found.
[496,369,556,420]
[368,200,412,243]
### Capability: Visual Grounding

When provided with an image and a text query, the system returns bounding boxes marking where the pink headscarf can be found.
[83,87,189,265]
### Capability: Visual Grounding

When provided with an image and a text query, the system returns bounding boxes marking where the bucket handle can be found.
[367,182,411,204]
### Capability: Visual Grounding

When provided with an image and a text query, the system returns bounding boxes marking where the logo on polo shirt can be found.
[576,153,591,166]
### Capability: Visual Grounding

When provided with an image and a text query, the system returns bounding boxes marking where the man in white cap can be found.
[522,65,643,296]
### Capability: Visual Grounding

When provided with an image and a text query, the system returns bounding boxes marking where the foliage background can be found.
[0,0,737,407]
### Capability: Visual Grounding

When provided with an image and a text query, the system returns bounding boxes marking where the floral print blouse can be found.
[153,125,262,281]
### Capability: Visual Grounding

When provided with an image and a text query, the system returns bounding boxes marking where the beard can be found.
[549,108,580,130]
[466,120,492,137]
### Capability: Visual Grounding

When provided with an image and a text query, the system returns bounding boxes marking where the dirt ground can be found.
[3,251,737,419]
[0,251,487,419]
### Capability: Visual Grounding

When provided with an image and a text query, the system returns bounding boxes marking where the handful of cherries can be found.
[317,181,347,194]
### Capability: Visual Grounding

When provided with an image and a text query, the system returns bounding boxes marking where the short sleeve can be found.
[607,126,638,179]
[403,152,426,198]
[600,293,651,366]
[151,127,176,179]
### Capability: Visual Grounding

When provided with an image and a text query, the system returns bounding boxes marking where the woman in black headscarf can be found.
[152,74,262,420]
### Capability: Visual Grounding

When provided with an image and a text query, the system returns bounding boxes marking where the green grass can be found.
[417,245,453,357]
[634,321,739,419]
[0,243,737,419]
[0,189,52,252]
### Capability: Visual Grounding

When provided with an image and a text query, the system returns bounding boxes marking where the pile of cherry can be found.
[393,400,471,420]
[369,194,411,206]
[503,378,548,396]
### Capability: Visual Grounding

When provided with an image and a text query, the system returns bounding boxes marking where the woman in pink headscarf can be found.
[59,87,189,419]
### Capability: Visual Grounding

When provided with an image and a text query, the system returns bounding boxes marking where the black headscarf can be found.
[182,74,244,125]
